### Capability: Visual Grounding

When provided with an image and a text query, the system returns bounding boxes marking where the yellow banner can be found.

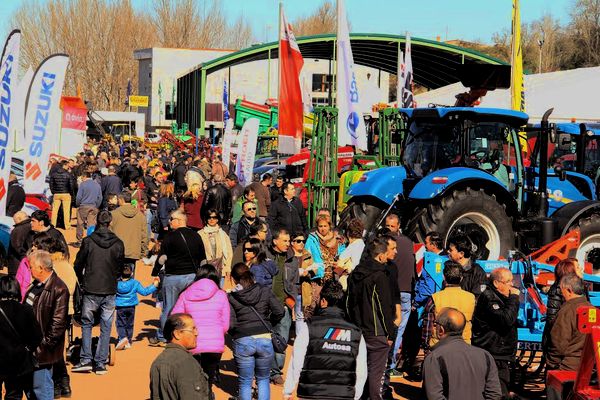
[129,95,149,107]
[511,0,525,113]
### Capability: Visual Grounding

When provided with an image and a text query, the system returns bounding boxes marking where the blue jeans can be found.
[31,366,53,400]
[80,294,115,367]
[157,273,196,341]
[390,292,412,369]
[234,336,273,400]
[116,306,136,343]
[270,306,291,377]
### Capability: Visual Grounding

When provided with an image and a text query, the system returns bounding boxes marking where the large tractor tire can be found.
[572,215,600,271]
[338,197,387,233]
[406,187,515,260]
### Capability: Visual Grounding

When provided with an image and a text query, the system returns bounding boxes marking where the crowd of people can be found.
[0,137,594,400]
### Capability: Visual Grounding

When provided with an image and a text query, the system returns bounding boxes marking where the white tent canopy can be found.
[415,66,600,123]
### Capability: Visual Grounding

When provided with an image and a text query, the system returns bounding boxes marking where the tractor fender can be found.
[551,200,600,236]
[346,166,407,206]
[409,167,510,200]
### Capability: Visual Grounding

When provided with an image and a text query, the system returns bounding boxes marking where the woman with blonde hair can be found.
[181,170,204,230]
[305,215,345,279]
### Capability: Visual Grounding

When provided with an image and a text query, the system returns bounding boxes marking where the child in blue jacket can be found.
[115,265,158,350]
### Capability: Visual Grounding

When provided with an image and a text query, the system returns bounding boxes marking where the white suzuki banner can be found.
[24,54,70,194]
[221,118,234,171]
[0,29,21,216]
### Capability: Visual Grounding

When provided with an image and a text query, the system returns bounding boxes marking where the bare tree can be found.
[293,0,336,37]
[13,0,155,110]
[569,0,600,67]
[151,0,254,49]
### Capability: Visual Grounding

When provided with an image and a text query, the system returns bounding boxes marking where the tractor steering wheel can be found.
[467,150,489,167]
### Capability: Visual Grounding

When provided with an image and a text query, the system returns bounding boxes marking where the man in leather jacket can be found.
[24,250,69,400]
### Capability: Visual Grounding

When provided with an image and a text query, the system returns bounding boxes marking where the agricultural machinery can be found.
[421,242,600,379]
[341,106,600,269]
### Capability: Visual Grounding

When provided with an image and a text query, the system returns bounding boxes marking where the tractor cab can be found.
[400,107,526,195]
[528,122,600,198]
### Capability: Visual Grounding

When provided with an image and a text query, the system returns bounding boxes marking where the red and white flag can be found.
[278,8,304,155]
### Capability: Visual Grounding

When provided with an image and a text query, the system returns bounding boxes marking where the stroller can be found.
[65,283,116,367]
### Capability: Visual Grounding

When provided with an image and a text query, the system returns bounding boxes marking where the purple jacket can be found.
[171,279,230,354]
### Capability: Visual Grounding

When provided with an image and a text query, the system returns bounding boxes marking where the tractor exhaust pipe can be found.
[537,108,553,219]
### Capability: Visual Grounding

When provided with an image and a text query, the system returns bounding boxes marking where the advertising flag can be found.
[278,7,304,155]
[223,79,230,121]
[336,0,367,150]
[125,79,132,106]
[24,54,70,194]
[399,33,415,108]
[236,118,260,186]
[221,117,234,172]
[0,29,21,216]
[511,0,525,112]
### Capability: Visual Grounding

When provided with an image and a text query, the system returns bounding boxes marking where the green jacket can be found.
[231,196,259,224]
[150,343,209,400]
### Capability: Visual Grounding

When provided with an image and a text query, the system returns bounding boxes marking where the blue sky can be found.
[1,0,572,44]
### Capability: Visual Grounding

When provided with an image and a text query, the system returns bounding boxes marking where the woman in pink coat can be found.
[171,264,230,396]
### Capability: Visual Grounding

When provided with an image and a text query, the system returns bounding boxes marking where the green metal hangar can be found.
[175,33,507,136]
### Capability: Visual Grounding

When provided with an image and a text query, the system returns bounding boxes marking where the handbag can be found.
[248,305,288,353]
[0,304,39,375]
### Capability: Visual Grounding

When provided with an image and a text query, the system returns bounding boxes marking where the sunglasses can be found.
[293,239,306,244]
[208,215,219,220]
[245,207,257,211]
[243,248,255,253]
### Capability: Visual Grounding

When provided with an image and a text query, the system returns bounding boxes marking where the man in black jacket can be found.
[267,182,307,235]
[347,235,398,400]
[472,267,520,399]
[49,160,75,228]
[72,211,124,375]
[6,173,25,217]
[7,211,33,276]
[283,280,368,400]
[229,201,263,247]
[30,210,69,258]
[150,210,206,346]
[447,234,488,299]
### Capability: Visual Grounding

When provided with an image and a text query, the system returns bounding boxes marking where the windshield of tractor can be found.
[403,120,461,176]
[467,122,516,169]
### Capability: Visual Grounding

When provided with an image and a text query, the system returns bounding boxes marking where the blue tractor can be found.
[342,107,600,264]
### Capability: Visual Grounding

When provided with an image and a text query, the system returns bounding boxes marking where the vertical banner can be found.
[278,6,304,155]
[236,118,260,186]
[0,29,21,216]
[221,118,234,169]
[511,0,525,113]
[399,33,415,108]
[24,54,70,194]
[336,0,367,151]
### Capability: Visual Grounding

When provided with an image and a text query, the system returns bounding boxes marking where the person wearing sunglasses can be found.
[229,201,264,248]
[150,313,210,399]
[199,209,233,286]
[243,239,278,289]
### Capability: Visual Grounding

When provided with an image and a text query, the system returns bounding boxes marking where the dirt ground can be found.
[57,227,420,400]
